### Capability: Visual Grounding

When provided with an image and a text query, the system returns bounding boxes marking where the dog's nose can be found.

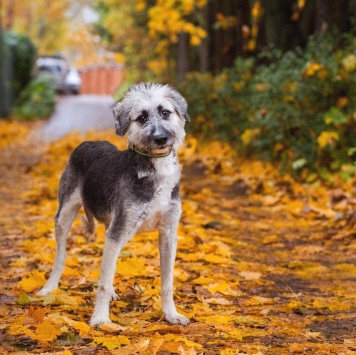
[153,135,168,146]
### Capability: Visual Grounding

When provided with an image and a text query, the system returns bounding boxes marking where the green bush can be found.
[4,31,37,98]
[179,32,356,179]
[13,74,56,121]
[0,30,37,117]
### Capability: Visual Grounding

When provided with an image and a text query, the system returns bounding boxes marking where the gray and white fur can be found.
[38,83,190,326]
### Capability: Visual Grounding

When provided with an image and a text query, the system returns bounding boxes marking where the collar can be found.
[129,144,173,158]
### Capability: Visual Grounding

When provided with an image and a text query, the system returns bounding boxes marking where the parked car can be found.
[35,55,68,93]
[65,68,81,95]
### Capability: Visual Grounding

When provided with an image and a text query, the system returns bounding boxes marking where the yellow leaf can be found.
[92,336,131,350]
[116,258,145,276]
[262,235,278,245]
[62,266,81,277]
[204,297,233,305]
[342,54,356,71]
[36,319,62,342]
[71,320,91,336]
[203,254,231,264]
[192,275,216,285]
[304,61,321,77]
[149,336,165,355]
[228,330,244,341]
[55,293,79,306]
[239,271,262,280]
[241,128,260,145]
[18,270,47,292]
[89,269,101,280]
[334,263,356,274]
[198,315,232,324]
[220,348,238,355]
[99,322,127,332]
[317,131,339,149]
[205,281,239,296]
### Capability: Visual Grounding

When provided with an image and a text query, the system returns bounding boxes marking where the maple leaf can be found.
[35,319,63,342]
[27,306,47,324]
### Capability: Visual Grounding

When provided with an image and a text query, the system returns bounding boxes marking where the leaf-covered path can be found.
[0,121,355,355]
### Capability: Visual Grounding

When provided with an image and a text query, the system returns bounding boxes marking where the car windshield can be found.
[39,64,62,73]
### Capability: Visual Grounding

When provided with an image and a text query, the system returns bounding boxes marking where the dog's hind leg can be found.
[82,208,96,242]
[38,188,81,295]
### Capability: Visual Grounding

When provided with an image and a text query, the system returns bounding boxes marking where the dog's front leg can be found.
[159,203,190,326]
[89,236,122,326]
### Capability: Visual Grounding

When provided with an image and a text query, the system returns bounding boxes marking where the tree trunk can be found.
[177,32,189,80]
[262,0,296,50]
[315,0,350,32]
[236,0,251,56]
[299,0,316,44]
[199,5,209,73]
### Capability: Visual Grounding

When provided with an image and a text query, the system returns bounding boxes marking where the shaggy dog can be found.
[38,83,190,326]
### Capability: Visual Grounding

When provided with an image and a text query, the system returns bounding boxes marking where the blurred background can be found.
[0,0,355,176]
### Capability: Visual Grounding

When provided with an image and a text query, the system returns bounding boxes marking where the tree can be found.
[92,0,356,81]
[0,0,70,54]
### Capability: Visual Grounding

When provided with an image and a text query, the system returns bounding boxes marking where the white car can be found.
[36,56,68,92]
[65,68,82,95]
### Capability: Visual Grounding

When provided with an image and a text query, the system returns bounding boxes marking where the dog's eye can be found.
[161,110,171,118]
[137,114,148,124]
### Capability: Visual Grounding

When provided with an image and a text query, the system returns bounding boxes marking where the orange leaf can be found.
[35,319,62,342]
[28,306,47,324]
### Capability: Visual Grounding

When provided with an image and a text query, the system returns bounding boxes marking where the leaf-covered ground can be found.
[0,121,355,355]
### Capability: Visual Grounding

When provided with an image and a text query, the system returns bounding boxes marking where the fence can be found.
[78,63,124,95]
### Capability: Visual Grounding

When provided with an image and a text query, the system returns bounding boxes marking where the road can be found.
[37,95,116,141]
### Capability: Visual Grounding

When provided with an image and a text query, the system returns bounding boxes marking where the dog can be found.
[38,83,190,326]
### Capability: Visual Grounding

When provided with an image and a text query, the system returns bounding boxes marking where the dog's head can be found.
[113,83,189,154]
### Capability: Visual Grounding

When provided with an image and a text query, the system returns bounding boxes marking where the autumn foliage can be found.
[0,121,355,354]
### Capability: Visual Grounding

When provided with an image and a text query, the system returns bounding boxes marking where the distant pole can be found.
[0,0,6,118]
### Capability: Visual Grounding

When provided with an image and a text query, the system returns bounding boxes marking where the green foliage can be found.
[4,30,37,98]
[180,33,356,179]
[0,30,37,118]
[13,75,56,121]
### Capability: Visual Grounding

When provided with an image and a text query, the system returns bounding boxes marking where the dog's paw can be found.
[37,286,55,296]
[89,314,112,326]
[165,312,190,326]
[108,287,119,301]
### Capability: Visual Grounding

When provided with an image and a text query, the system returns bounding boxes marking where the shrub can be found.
[3,31,37,98]
[0,30,37,117]
[13,75,56,121]
[179,32,356,179]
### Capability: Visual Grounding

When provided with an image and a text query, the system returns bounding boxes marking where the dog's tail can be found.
[81,208,96,242]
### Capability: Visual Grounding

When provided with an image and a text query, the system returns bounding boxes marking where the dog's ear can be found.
[113,99,131,136]
[168,88,190,122]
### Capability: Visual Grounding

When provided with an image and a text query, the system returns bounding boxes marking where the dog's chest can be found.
[138,158,179,230]
[151,160,179,212]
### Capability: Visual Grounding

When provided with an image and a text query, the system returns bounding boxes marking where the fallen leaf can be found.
[18,270,47,292]
[239,271,262,280]
[92,335,131,350]
[36,319,63,342]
